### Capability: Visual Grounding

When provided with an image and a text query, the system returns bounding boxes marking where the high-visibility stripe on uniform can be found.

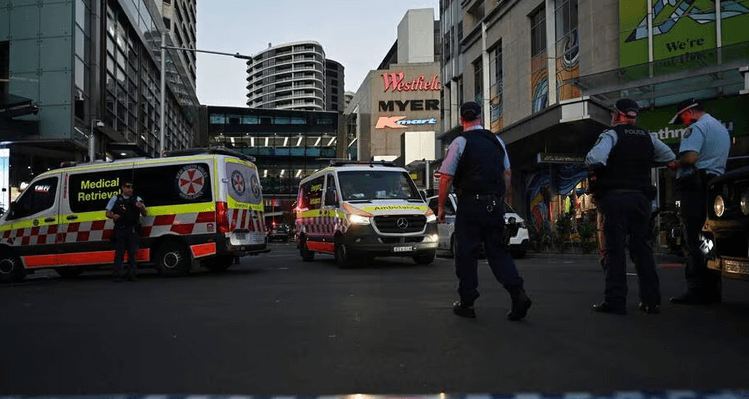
[21,249,150,268]
[190,243,216,258]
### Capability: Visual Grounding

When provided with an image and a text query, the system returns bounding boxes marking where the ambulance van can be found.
[0,148,268,282]
[295,160,438,268]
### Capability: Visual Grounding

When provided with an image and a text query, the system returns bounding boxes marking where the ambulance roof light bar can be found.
[327,159,396,167]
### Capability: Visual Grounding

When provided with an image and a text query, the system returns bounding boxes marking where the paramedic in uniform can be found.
[667,98,730,305]
[585,98,675,315]
[106,180,147,282]
[437,101,532,321]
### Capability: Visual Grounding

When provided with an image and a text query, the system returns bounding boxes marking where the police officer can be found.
[437,101,532,321]
[106,180,146,282]
[667,98,730,305]
[586,99,675,315]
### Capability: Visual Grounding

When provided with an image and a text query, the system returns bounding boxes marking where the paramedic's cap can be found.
[669,98,701,125]
[614,98,640,118]
[460,101,481,121]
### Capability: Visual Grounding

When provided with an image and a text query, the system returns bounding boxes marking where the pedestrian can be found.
[667,98,730,305]
[105,180,146,282]
[585,98,675,315]
[436,101,532,321]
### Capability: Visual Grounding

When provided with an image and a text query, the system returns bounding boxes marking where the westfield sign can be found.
[382,72,441,93]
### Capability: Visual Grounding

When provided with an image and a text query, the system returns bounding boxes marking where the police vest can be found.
[453,129,506,196]
[112,195,141,229]
[595,124,654,192]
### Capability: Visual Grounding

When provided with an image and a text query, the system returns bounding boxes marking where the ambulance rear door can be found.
[224,157,265,246]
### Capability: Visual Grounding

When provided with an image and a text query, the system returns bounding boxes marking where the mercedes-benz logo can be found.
[396,217,409,230]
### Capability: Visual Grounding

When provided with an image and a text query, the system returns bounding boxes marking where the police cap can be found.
[614,98,640,118]
[460,101,481,121]
[669,98,701,125]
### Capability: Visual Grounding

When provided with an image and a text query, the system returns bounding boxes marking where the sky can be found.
[196,0,440,108]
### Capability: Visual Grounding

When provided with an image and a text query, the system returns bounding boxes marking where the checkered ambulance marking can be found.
[0,211,220,247]
[228,209,266,232]
[296,211,349,236]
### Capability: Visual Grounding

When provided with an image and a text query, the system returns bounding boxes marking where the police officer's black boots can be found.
[453,300,476,318]
[506,285,532,321]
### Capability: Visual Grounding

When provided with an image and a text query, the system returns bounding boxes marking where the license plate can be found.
[235,232,246,240]
[393,246,413,253]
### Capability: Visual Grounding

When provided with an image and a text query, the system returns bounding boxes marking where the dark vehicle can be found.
[701,166,749,280]
[269,223,291,242]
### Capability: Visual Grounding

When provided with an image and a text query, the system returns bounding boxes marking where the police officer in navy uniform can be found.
[667,98,731,305]
[586,99,675,314]
[106,180,146,282]
[437,101,532,321]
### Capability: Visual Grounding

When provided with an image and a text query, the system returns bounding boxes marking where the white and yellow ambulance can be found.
[0,148,268,282]
[294,160,438,268]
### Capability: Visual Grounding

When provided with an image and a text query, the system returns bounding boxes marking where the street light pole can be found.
[159,31,167,157]
[158,36,252,157]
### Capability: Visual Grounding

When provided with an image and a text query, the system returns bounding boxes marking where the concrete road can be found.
[1,243,748,396]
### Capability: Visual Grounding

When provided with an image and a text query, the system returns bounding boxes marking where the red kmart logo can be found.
[375,116,438,129]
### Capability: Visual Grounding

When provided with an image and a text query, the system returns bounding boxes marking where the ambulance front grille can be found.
[373,215,426,234]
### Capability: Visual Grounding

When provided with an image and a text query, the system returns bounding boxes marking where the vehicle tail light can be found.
[216,202,230,233]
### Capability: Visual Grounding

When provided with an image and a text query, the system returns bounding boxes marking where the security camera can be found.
[96,121,105,128]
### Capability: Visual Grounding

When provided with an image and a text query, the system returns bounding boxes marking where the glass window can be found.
[299,176,324,211]
[241,115,258,124]
[210,114,226,124]
[290,117,306,125]
[338,171,420,201]
[473,58,483,103]
[324,174,339,207]
[530,5,546,57]
[68,169,133,213]
[274,117,290,124]
[9,177,59,220]
[75,57,85,91]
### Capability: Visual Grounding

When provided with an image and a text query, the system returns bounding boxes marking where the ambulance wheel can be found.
[300,236,315,262]
[413,250,436,265]
[56,267,84,278]
[335,242,353,269]
[0,250,26,283]
[203,255,233,272]
[156,241,191,277]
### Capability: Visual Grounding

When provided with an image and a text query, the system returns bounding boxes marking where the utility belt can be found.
[676,169,718,193]
[457,192,504,213]
[456,191,503,202]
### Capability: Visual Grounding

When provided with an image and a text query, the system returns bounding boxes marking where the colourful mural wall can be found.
[620,0,749,68]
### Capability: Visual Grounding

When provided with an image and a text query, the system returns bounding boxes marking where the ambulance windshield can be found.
[338,170,421,201]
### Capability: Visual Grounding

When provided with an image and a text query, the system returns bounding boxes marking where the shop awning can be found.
[501,97,611,171]
[0,94,38,118]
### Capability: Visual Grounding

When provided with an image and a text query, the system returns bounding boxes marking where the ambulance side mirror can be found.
[325,190,339,207]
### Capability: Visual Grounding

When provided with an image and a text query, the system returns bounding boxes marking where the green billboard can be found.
[620,0,749,68]
[638,96,749,145]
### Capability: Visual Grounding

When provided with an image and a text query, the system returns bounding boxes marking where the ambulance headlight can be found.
[349,214,371,225]
[741,190,749,215]
[714,195,725,218]
[426,213,437,223]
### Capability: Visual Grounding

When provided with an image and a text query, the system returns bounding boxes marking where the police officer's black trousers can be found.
[678,188,722,300]
[454,197,523,305]
[600,191,660,308]
[114,227,139,277]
